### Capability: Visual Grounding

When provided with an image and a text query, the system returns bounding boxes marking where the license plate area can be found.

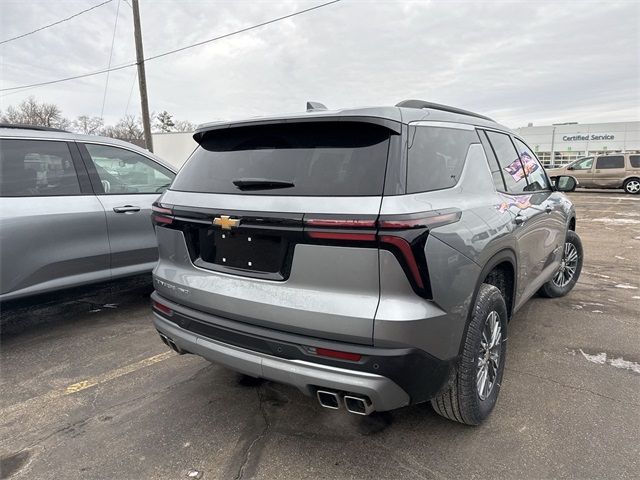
[198,228,288,275]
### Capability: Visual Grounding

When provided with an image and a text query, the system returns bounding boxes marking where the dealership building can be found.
[152,120,640,170]
[515,121,640,167]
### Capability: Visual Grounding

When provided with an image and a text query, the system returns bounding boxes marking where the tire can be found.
[431,284,507,425]
[538,230,583,298]
[623,178,640,194]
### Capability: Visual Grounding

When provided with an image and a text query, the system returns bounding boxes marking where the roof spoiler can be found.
[395,99,494,122]
[306,101,328,112]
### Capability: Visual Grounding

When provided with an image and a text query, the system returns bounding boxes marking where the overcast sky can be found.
[1,0,639,129]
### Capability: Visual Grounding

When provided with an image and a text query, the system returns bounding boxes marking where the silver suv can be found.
[151,101,582,425]
[0,125,175,302]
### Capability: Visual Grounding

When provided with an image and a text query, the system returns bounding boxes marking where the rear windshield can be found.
[171,122,392,196]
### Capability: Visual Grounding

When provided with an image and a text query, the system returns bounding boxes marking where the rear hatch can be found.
[153,120,397,345]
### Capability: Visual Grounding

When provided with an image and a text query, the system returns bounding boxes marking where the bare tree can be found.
[173,119,196,132]
[72,116,104,135]
[1,97,68,128]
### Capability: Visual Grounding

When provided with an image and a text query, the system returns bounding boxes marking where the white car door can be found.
[78,142,175,278]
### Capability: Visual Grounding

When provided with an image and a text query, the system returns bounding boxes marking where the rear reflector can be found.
[315,347,362,362]
[152,300,173,316]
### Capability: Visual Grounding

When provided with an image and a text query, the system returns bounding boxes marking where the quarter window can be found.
[485,131,528,194]
[0,139,81,197]
[407,126,479,193]
[595,155,624,169]
[514,138,549,191]
[628,155,640,168]
[479,130,506,191]
[84,144,174,194]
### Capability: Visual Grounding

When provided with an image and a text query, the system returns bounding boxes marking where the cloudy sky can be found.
[1,0,638,128]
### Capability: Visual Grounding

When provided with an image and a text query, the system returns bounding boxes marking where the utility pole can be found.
[132,0,153,152]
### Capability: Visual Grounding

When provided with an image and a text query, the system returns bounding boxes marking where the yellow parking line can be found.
[62,351,174,395]
[0,351,174,419]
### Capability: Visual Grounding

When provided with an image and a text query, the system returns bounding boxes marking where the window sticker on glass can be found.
[504,159,526,182]
[520,151,540,177]
[495,193,532,213]
[504,152,539,182]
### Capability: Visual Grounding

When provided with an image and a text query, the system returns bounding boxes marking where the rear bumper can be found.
[151,292,455,411]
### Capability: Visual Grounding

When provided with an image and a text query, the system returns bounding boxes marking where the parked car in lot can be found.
[546,153,640,194]
[150,100,582,425]
[0,125,176,302]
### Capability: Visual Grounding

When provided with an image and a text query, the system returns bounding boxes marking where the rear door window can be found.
[406,125,479,193]
[630,155,640,168]
[485,131,528,194]
[0,139,81,197]
[596,155,624,169]
[83,144,174,194]
[171,122,392,196]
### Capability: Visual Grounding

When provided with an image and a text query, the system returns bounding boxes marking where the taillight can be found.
[378,235,424,288]
[304,210,461,298]
[152,204,174,225]
[305,216,377,243]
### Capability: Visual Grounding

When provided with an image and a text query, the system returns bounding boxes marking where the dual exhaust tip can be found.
[158,331,185,355]
[317,390,374,415]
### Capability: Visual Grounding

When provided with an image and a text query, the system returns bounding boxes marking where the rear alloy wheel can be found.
[431,284,507,425]
[623,178,640,194]
[538,230,583,298]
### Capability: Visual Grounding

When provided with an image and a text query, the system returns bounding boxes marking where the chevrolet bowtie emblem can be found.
[213,215,240,230]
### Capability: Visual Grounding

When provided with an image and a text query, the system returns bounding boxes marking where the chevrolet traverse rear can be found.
[151,100,582,424]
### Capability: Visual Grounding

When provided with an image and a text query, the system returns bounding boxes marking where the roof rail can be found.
[395,99,494,122]
[0,123,69,133]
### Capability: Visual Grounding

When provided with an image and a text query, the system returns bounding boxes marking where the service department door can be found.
[79,142,175,277]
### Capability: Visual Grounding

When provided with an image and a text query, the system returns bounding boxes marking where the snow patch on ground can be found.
[614,255,626,260]
[632,296,640,300]
[588,218,640,225]
[615,284,638,290]
[579,350,640,374]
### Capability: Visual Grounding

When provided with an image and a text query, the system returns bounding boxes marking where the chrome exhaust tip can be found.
[157,331,185,355]
[316,390,341,409]
[344,395,374,415]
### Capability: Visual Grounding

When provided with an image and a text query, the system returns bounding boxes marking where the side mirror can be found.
[553,175,576,192]
[566,166,574,171]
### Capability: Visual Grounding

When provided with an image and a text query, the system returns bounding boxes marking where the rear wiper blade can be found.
[232,178,295,190]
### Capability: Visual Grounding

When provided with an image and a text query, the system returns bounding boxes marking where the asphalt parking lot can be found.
[1,191,638,480]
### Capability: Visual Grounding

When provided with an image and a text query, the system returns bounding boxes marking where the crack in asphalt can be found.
[506,367,640,407]
[234,386,271,480]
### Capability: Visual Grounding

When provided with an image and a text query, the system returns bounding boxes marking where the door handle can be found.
[514,214,527,226]
[113,205,140,213]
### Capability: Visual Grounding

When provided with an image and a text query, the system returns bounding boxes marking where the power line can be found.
[0,0,341,93]
[100,0,122,119]
[0,0,114,46]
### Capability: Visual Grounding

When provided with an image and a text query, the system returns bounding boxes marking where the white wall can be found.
[515,121,640,153]
[152,132,198,169]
